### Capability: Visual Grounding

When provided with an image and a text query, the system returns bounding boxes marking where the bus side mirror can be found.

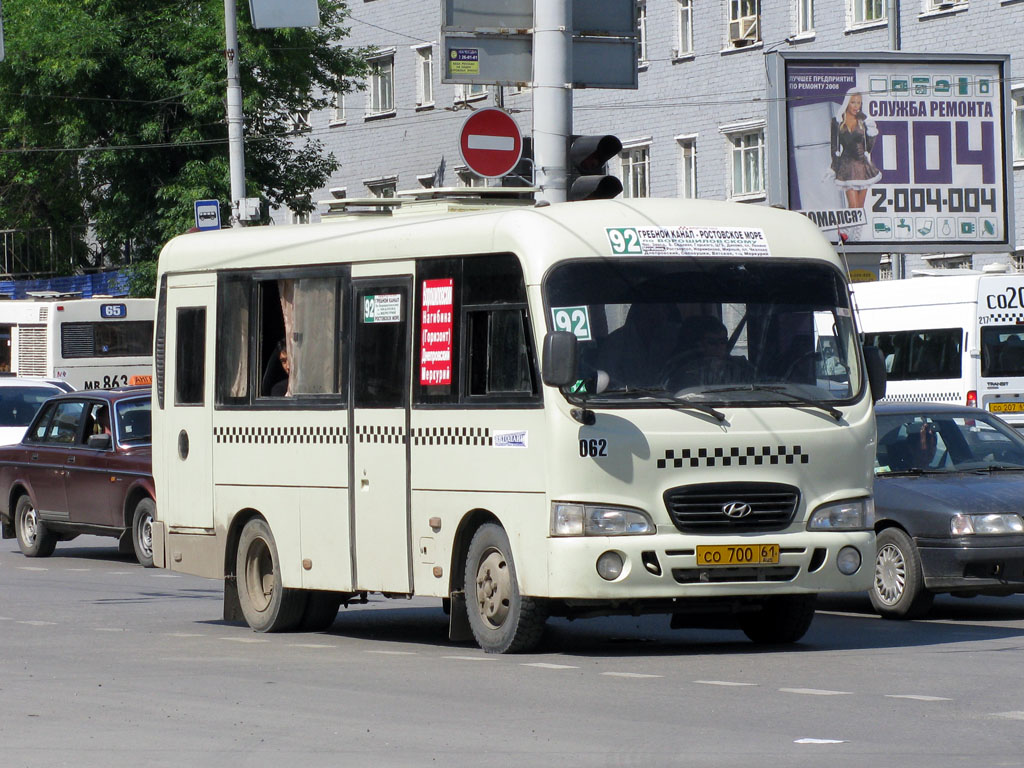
[863,345,887,402]
[542,331,578,387]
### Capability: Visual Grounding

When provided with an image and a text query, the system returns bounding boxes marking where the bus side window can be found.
[467,308,535,396]
[175,308,206,406]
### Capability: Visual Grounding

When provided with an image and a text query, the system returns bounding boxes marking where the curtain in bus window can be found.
[220,280,249,399]
[279,277,337,395]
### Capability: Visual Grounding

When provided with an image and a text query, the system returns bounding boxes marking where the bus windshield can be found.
[545,259,861,406]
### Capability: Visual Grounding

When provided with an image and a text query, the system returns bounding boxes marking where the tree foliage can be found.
[0,0,371,267]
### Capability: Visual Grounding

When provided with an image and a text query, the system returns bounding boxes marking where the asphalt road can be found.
[3,535,1024,767]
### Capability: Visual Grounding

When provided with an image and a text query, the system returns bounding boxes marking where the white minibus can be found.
[852,271,1024,428]
[151,194,882,653]
[0,296,154,390]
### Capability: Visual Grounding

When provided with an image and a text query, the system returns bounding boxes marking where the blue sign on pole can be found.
[194,200,221,231]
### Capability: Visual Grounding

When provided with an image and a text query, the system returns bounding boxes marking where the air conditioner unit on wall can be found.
[728,14,760,46]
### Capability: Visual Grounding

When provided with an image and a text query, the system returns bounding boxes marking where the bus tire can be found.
[299,591,342,631]
[131,498,156,568]
[236,518,306,632]
[870,528,934,619]
[464,523,546,654]
[739,595,816,644]
[15,495,57,558]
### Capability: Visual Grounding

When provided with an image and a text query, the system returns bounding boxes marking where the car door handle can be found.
[66,456,76,464]
[31,453,39,461]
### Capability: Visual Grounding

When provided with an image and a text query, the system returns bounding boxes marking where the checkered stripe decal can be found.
[982,312,1024,324]
[215,426,346,444]
[356,425,406,444]
[657,445,809,469]
[880,392,961,404]
[411,427,492,446]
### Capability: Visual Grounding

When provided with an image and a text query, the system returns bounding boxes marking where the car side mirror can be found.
[862,345,887,402]
[87,433,112,450]
[542,331,579,388]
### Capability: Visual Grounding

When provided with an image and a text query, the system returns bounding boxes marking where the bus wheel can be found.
[464,523,546,653]
[739,595,817,644]
[15,495,57,558]
[131,498,156,568]
[236,519,306,632]
[870,528,934,619]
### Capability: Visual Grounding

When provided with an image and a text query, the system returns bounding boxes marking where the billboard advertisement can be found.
[769,53,1013,254]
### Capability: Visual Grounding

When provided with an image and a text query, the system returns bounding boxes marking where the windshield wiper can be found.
[701,384,843,421]
[614,388,727,423]
[877,467,950,477]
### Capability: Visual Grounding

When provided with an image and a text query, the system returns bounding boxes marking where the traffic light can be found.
[567,134,623,201]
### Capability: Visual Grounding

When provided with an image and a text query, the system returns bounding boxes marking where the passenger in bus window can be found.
[270,340,290,397]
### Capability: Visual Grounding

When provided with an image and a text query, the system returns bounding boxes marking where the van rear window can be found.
[864,329,962,381]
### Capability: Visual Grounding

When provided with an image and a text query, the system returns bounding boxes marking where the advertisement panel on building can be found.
[768,52,1014,254]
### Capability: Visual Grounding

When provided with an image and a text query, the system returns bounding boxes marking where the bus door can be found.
[350,277,412,593]
[164,281,215,529]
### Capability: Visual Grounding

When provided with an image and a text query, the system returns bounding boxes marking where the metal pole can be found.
[224,0,246,227]
[532,0,572,204]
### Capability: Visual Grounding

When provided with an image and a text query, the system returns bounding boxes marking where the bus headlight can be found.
[551,503,655,536]
[807,498,874,530]
[951,513,1024,535]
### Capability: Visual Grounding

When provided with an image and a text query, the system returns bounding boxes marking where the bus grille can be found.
[663,482,800,533]
[16,325,48,376]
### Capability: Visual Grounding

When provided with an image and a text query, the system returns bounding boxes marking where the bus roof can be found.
[157,197,842,283]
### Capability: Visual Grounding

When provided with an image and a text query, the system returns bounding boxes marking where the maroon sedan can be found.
[0,387,155,566]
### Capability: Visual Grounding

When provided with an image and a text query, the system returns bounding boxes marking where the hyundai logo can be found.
[721,501,753,519]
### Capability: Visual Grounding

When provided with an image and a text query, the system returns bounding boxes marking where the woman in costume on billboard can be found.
[830,91,882,209]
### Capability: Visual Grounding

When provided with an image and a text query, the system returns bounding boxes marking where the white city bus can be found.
[0,296,154,390]
[151,194,881,653]
[852,270,1024,428]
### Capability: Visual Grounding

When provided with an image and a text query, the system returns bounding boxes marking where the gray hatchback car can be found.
[872,403,1024,618]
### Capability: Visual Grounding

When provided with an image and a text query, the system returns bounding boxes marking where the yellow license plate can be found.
[696,544,780,566]
[989,402,1024,413]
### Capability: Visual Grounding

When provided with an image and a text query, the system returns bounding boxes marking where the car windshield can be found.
[0,386,58,427]
[544,259,861,407]
[115,398,151,444]
[875,411,1024,475]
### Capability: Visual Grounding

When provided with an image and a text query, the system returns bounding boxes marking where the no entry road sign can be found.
[458,107,523,179]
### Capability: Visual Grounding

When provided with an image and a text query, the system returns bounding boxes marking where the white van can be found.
[151,194,881,653]
[852,271,1024,427]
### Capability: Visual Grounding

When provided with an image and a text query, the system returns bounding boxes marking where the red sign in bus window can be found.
[420,278,454,386]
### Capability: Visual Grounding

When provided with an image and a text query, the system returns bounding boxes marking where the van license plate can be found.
[989,402,1024,413]
[696,544,780,566]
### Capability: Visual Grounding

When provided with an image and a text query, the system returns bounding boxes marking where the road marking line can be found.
[886,694,952,702]
[694,680,757,687]
[64,568,91,572]
[366,650,417,656]
[795,738,846,744]
[220,637,269,644]
[443,655,495,662]
[602,672,663,679]
[107,571,133,575]
[167,633,204,637]
[17,620,57,626]
[780,688,852,696]
[289,643,333,648]
[993,711,1024,720]
[94,628,128,632]
[151,574,181,578]
[522,663,578,670]
[18,567,48,571]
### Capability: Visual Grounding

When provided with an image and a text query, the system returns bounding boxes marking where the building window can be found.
[637,1,648,64]
[367,54,395,116]
[725,128,764,198]
[456,83,488,103]
[290,109,310,133]
[797,0,814,33]
[1013,89,1024,164]
[1012,251,1024,273]
[926,0,967,10]
[331,91,346,125]
[678,137,697,198]
[728,0,761,47]
[924,254,973,270]
[456,168,488,188]
[676,0,694,56]
[620,145,650,198]
[851,0,885,24]
[414,44,433,107]
[366,178,398,198]
[878,256,893,281]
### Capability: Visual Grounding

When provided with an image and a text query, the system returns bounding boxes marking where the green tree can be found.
[0,0,370,270]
